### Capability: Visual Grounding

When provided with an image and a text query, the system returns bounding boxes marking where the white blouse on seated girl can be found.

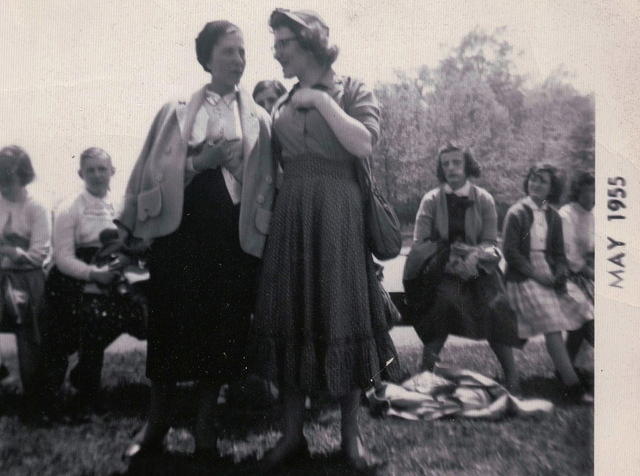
[0,193,50,270]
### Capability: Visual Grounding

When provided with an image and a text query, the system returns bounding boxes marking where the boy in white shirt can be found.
[43,148,144,409]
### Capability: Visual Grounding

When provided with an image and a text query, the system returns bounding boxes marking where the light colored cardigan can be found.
[404,183,497,281]
[119,85,277,258]
[413,183,498,245]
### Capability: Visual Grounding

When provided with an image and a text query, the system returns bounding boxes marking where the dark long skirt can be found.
[146,168,259,383]
[249,156,402,398]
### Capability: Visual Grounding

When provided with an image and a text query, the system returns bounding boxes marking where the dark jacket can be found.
[502,198,567,289]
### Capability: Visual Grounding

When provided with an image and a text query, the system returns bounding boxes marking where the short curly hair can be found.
[435,142,481,183]
[195,20,241,73]
[79,147,112,168]
[269,9,339,67]
[523,163,564,205]
[567,169,595,202]
[0,145,35,187]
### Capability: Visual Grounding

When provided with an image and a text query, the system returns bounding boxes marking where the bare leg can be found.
[566,328,584,364]
[421,336,447,371]
[545,332,580,386]
[489,341,520,393]
[194,380,221,453]
[566,320,594,364]
[340,389,383,469]
[340,389,361,453]
[259,388,306,467]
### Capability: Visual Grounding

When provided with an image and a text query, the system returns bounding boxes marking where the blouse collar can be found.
[205,85,238,107]
[523,195,547,211]
[443,180,471,197]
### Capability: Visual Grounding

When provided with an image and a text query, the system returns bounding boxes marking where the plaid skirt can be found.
[506,252,590,338]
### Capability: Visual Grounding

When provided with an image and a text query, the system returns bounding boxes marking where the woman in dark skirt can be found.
[118,21,276,462]
[407,143,521,392]
[249,9,402,472]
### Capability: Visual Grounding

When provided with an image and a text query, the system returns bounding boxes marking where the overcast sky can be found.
[0,0,632,206]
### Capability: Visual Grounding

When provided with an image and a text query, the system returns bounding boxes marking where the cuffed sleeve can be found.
[344,79,381,145]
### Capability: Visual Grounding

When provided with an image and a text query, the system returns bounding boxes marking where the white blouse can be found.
[0,194,51,270]
[559,201,594,273]
[53,190,117,281]
[183,87,243,204]
[523,196,548,252]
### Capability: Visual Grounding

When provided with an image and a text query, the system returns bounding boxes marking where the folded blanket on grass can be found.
[366,366,553,421]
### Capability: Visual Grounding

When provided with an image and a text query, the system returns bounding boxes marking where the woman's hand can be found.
[90,269,119,285]
[290,88,326,110]
[192,138,242,172]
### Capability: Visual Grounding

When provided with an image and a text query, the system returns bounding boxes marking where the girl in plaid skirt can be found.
[502,164,593,404]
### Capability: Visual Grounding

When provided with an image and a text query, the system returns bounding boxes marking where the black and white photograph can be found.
[0,1,638,475]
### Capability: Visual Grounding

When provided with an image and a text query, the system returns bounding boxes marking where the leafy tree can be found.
[372,28,594,225]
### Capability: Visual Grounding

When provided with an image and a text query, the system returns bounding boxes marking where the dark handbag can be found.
[357,158,402,260]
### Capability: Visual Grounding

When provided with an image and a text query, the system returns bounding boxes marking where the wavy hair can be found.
[269,9,339,67]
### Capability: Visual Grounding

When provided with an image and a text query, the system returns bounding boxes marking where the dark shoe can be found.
[341,438,386,474]
[0,363,9,381]
[561,384,594,405]
[255,438,310,474]
[575,367,594,391]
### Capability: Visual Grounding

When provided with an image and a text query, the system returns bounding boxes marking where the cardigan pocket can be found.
[255,207,272,234]
[137,186,162,222]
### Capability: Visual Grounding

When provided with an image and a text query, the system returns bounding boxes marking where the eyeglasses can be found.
[272,37,298,52]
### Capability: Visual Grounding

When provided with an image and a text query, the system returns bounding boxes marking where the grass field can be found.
[0,337,593,476]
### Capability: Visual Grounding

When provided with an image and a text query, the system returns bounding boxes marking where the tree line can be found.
[371,27,595,226]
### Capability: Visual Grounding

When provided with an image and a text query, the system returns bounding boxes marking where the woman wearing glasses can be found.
[119,21,276,465]
[249,9,401,472]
